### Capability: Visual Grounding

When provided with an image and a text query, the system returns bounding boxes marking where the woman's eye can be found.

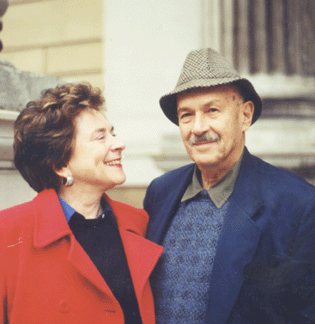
[97,135,105,140]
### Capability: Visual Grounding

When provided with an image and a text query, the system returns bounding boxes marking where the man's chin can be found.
[193,158,219,169]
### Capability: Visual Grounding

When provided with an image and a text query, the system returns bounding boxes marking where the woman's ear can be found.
[54,165,70,179]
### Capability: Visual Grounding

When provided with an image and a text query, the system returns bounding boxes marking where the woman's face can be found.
[60,108,126,192]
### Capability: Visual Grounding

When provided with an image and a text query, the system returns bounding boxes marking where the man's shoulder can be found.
[247,152,315,198]
[144,163,195,206]
[150,163,195,186]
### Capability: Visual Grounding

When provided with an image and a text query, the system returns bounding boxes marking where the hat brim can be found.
[160,78,262,125]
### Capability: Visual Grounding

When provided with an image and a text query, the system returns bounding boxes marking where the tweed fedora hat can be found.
[160,48,262,125]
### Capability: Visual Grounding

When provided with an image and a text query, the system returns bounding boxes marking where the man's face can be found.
[177,85,254,176]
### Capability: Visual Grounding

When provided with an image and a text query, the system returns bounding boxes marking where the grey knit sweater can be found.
[151,190,230,323]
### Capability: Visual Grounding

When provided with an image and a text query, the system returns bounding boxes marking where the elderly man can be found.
[144,48,315,323]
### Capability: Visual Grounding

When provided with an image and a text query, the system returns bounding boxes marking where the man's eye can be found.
[97,135,105,140]
[179,113,191,119]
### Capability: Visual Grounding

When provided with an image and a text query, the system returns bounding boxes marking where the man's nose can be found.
[191,114,209,135]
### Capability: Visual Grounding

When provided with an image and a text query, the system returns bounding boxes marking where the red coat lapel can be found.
[33,189,71,248]
[106,194,164,288]
[106,195,164,322]
[32,190,121,302]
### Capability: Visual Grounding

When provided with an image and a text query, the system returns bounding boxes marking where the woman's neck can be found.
[58,186,104,219]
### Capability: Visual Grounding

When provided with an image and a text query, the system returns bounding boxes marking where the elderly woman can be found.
[0,83,163,324]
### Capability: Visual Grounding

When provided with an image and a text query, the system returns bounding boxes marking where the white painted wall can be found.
[104,0,203,185]
[0,0,204,209]
[0,170,36,210]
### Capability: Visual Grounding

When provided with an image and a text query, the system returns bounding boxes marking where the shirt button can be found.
[102,214,105,219]
[59,300,69,313]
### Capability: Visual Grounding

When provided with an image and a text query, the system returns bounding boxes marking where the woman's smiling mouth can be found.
[105,159,122,166]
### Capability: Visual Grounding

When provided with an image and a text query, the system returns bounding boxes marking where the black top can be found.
[69,210,142,324]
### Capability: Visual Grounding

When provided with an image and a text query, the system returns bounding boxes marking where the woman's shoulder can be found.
[0,190,56,226]
[0,200,35,225]
[0,200,36,248]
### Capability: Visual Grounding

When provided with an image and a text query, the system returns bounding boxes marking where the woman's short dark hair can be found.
[14,82,105,193]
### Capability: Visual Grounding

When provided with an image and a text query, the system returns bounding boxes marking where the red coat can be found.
[0,189,163,324]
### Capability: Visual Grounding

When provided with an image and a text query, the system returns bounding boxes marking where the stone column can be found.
[0,0,8,52]
[215,0,315,78]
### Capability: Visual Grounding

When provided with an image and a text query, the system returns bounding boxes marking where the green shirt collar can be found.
[181,153,243,208]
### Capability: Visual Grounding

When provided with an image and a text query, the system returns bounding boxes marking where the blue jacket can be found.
[144,148,315,323]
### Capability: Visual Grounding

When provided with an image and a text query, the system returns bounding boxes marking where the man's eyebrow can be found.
[177,99,221,111]
[202,99,222,107]
[177,107,192,113]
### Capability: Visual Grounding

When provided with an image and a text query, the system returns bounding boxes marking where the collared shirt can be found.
[58,196,114,223]
[181,154,243,208]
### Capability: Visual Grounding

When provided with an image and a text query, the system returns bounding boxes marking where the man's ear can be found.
[241,101,254,131]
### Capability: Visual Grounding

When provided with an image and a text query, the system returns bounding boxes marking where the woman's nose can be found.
[112,136,126,152]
